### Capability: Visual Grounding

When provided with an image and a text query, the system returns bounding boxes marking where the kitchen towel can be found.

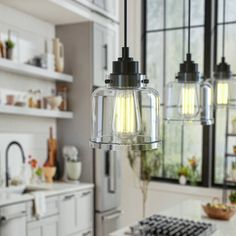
[31,191,47,218]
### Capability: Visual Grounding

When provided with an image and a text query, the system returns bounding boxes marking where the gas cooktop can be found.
[128,215,216,236]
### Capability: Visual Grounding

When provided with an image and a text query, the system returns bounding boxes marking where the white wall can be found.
[118,0,222,228]
[0,4,56,185]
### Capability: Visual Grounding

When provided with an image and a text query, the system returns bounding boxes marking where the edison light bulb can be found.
[179,84,199,117]
[217,81,228,105]
[112,90,141,138]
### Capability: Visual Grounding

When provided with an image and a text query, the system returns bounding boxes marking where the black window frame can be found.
[141,0,228,188]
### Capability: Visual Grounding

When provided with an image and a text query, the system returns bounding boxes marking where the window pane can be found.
[183,124,203,182]
[146,32,164,102]
[147,0,164,30]
[166,0,184,28]
[218,0,236,23]
[164,121,182,179]
[217,24,236,72]
[165,30,183,85]
[215,108,236,184]
[185,0,205,26]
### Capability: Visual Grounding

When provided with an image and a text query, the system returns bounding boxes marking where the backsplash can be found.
[0,4,57,186]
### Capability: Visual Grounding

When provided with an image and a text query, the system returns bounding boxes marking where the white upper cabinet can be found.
[93,23,117,87]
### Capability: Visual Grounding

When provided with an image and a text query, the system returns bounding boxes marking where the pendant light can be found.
[90,0,161,151]
[212,0,236,107]
[165,0,214,125]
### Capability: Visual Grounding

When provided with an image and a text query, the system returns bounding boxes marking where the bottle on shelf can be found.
[57,84,68,111]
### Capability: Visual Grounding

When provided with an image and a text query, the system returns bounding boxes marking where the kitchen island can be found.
[110,200,236,236]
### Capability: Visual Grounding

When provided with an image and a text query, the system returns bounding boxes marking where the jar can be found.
[57,85,68,111]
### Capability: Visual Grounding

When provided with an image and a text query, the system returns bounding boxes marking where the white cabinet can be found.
[27,215,59,236]
[0,203,27,236]
[76,190,93,232]
[93,23,117,87]
[59,189,93,236]
[59,193,77,236]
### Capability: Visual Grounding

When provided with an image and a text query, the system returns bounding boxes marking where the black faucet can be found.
[5,141,26,187]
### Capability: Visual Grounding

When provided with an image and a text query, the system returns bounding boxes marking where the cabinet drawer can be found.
[26,196,59,221]
[0,202,26,216]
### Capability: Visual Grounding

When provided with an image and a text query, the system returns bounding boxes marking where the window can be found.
[143,0,236,186]
[214,0,236,184]
[145,0,205,182]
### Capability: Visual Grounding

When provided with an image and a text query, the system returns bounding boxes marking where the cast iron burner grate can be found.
[128,215,216,236]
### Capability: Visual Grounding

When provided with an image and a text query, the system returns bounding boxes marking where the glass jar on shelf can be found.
[57,85,68,111]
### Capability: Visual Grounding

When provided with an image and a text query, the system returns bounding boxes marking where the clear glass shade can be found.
[209,77,236,107]
[90,84,161,151]
[165,80,214,125]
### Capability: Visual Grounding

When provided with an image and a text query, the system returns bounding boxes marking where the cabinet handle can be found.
[103,44,108,70]
[0,211,26,225]
[63,194,75,201]
[81,191,91,197]
[82,230,91,236]
[102,210,123,222]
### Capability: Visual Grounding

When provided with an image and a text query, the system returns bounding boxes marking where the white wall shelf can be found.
[0,59,74,83]
[0,105,73,119]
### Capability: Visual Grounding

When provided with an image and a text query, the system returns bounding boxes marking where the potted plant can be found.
[231,161,236,181]
[229,191,236,205]
[188,156,199,186]
[177,166,190,185]
[128,149,161,218]
[5,38,15,60]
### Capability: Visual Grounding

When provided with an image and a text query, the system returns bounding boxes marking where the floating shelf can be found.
[0,105,73,119]
[0,58,73,83]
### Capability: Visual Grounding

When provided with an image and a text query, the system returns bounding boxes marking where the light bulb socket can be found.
[107,47,145,88]
[176,53,201,83]
[214,57,232,80]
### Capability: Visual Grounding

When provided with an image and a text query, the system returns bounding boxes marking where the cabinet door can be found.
[76,190,93,232]
[93,23,106,87]
[27,221,42,236]
[0,203,27,236]
[42,215,59,236]
[28,215,59,236]
[93,24,118,87]
[104,28,117,76]
[0,216,26,236]
[59,193,77,236]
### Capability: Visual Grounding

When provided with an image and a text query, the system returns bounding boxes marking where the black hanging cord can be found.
[187,0,191,54]
[124,0,127,48]
[222,0,226,58]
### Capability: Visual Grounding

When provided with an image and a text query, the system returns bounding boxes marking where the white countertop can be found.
[111,200,236,236]
[0,182,94,207]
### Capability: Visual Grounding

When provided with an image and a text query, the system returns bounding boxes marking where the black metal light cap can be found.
[108,47,145,88]
[214,57,232,80]
[176,53,200,82]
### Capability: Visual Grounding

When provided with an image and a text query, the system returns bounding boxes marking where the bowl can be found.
[43,167,56,183]
[46,96,62,110]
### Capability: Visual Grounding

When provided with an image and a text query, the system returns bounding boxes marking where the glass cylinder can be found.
[90,83,161,151]
[165,80,214,125]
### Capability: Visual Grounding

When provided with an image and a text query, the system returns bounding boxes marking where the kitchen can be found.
[0,0,236,236]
